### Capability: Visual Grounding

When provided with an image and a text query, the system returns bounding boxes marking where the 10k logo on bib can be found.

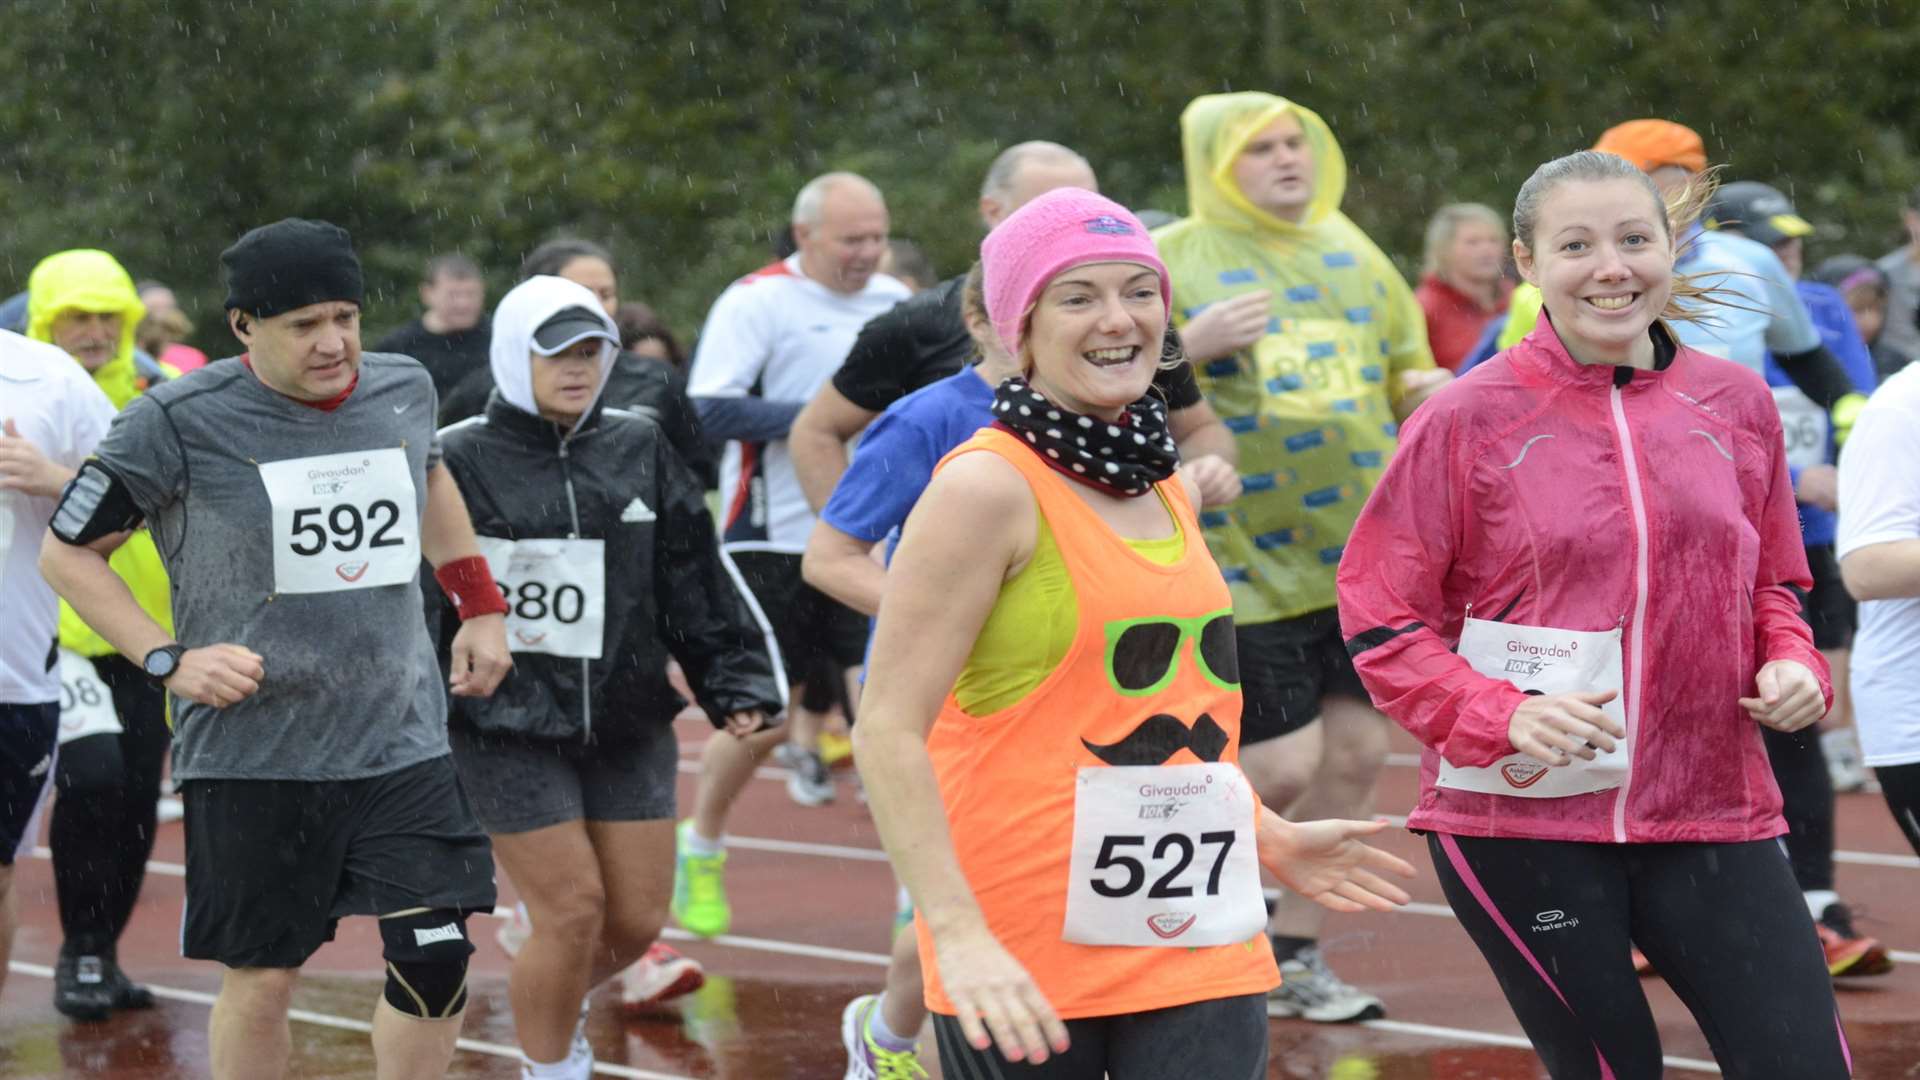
[473,537,606,659]
[258,448,419,594]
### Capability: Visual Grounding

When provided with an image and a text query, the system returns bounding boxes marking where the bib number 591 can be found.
[1089,831,1237,899]
[288,500,404,555]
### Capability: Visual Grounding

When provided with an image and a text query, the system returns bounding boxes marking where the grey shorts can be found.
[448,723,679,834]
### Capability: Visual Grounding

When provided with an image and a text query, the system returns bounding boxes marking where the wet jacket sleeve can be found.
[1337,406,1528,768]
[650,437,786,724]
[1743,403,1834,707]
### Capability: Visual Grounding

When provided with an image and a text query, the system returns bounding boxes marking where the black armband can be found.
[50,461,144,545]
[1773,345,1855,410]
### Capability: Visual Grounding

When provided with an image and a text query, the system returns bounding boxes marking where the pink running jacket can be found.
[1338,320,1831,844]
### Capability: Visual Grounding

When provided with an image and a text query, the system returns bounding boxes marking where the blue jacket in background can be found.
[1766,280,1876,546]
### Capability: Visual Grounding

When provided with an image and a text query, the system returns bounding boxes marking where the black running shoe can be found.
[53,953,114,1022]
[102,956,156,1010]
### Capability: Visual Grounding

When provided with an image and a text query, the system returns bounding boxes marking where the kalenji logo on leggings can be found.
[1530,909,1580,933]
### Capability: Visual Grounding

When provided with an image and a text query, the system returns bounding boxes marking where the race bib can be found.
[1063,763,1266,947]
[1437,617,1629,798]
[57,649,122,745]
[1772,386,1830,472]
[474,536,606,659]
[258,449,419,594]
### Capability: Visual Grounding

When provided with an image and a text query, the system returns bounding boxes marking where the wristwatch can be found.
[142,643,186,686]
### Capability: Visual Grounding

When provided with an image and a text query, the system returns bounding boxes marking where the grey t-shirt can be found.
[93,354,448,781]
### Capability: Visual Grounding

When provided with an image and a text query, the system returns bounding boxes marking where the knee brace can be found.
[378,908,473,1018]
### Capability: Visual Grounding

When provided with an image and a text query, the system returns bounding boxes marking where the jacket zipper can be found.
[556,434,591,743]
[1607,385,1651,844]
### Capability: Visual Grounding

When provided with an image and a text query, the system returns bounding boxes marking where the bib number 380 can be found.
[259,448,419,594]
[1063,763,1265,948]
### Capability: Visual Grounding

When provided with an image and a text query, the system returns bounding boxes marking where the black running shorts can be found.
[181,754,496,968]
[1236,607,1371,745]
[0,702,59,866]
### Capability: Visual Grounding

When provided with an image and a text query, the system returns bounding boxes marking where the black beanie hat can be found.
[221,218,365,318]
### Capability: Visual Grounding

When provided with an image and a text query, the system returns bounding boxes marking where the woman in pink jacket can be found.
[1338,150,1852,1080]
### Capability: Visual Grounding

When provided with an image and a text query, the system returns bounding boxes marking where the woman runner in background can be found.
[434,276,783,1079]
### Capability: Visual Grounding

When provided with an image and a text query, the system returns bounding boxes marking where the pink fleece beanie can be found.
[980,188,1170,360]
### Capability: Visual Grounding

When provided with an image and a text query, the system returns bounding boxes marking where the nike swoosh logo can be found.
[392,404,410,414]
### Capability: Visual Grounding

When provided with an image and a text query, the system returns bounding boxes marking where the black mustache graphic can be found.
[1081,713,1229,766]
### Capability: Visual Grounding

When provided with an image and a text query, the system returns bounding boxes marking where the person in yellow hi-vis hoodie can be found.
[1155,92,1448,1024]
[27,249,175,1021]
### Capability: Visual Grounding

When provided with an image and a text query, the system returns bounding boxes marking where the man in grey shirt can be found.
[41,219,512,1080]
[1876,184,1920,361]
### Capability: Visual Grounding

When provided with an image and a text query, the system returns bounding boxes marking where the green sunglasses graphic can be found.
[1104,609,1240,697]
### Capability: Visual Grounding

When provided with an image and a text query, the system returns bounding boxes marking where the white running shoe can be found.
[841,993,928,1080]
[496,902,532,957]
[1823,728,1869,793]
[1266,944,1385,1023]
[619,943,707,1012]
[780,744,837,806]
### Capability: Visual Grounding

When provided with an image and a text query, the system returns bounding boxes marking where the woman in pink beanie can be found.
[854,186,1414,1076]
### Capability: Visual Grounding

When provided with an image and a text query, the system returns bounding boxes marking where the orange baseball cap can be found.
[1592,120,1707,174]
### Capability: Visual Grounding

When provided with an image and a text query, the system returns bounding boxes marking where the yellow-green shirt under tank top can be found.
[952,492,1186,716]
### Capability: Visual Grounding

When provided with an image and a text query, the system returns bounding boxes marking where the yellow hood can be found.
[27,249,148,409]
[1178,92,1347,234]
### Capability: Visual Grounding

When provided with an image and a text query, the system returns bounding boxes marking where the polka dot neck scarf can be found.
[991,376,1179,499]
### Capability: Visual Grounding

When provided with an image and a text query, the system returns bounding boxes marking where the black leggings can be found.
[1429,834,1851,1080]
[1763,724,1835,892]
[1880,761,1920,857]
[931,993,1268,1080]
[49,654,171,957]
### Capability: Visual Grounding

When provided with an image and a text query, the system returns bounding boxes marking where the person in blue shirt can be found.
[1706,180,1893,977]
[801,261,1008,1079]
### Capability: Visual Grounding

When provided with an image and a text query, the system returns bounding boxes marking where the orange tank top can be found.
[917,427,1279,1020]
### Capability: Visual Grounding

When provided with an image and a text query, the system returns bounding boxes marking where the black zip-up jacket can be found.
[433,393,783,741]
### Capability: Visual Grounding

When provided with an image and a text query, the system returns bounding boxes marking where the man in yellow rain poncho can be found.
[1156,91,1446,1024]
[26,248,175,1021]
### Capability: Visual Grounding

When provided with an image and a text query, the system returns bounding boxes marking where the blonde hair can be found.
[1512,150,1731,325]
[1421,203,1506,279]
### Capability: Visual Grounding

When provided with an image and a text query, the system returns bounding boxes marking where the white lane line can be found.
[3,961,690,1080]
[478,907,891,967]
[1357,1018,1719,1073]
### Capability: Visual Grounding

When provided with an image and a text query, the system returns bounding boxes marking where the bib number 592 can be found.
[288,500,404,555]
[1089,831,1237,899]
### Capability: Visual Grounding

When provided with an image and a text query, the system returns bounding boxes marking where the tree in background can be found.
[4,1,1917,352]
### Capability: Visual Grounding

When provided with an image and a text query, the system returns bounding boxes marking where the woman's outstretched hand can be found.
[1255,812,1418,913]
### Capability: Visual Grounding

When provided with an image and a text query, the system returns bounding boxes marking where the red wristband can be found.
[435,555,509,620]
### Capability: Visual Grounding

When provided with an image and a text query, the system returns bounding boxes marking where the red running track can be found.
[4,720,1917,1078]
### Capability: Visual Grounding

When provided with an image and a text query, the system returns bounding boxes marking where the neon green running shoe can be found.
[671,819,731,938]
[841,994,928,1080]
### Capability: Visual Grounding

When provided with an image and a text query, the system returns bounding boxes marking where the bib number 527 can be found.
[288,500,404,555]
[1089,830,1237,899]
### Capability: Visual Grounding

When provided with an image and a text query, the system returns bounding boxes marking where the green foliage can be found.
[4,0,1917,350]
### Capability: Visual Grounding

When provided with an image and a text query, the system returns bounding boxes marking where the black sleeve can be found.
[651,436,785,724]
[1774,344,1859,410]
[657,364,718,490]
[1151,326,1204,410]
[438,366,493,427]
[831,301,919,413]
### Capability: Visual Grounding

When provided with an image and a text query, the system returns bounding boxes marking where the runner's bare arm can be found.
[1841,540,1920,601]
[1167,396,1238,468]
[38,529,164,658]
[40,530,264,707]
[790,383,878,513]
[855,452,1067,1064]
[800,518,887,617]
[1254,811,1417,914]
[420,464,511,697]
